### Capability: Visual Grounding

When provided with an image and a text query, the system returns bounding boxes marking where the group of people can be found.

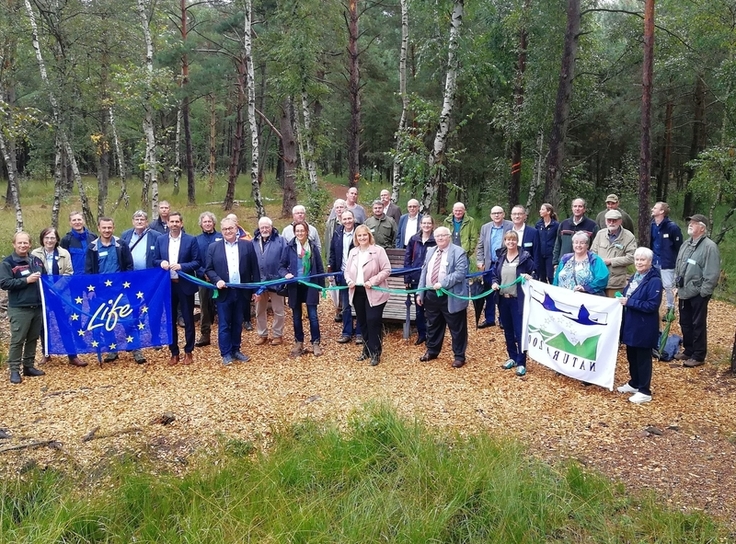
[1,191,722,399]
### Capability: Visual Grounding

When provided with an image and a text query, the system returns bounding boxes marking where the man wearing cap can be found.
[553,198,599,266]
[673,214,721,367]
[650,201,682,314]
[591,209,637,297]
[596,194,635,233]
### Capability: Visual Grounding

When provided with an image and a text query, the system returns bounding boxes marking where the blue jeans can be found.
[216,290,245,356]
[293,303,320,344]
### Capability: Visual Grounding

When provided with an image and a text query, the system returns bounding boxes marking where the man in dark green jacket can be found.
[0,232,47,384]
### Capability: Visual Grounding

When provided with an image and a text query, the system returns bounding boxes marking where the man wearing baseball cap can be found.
[595,194,635,233]
[673,214,721,367]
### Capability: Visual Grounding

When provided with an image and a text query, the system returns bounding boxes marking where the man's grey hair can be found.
[292,205,306,214]
[133,210,148,219]
[433,226,451,238]
[199,211,216,225]
[333,199,347,209]
[258,216,273,227]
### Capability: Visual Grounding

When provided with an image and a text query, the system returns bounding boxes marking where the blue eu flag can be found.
[39,269,172,356]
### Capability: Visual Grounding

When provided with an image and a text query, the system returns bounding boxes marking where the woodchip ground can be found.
[0,297,735,529]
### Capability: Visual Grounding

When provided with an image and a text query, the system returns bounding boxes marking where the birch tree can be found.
[23,0,94,227]
[391,0,409,202]
[421,0,464,213]
[0,104,23,230]
[244,0,265,218]
[137,0,159,218]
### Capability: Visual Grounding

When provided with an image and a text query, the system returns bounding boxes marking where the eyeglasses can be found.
[435,234,450,238]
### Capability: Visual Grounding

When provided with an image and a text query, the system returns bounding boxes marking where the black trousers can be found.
[625,345,652,396]
[679,294,710,362]
[170,281,195,356]
[352,286,385,357]
[423,291,468,362]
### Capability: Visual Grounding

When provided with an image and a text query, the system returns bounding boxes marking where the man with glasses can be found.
[476,206,512,328]
[417,227,469,368]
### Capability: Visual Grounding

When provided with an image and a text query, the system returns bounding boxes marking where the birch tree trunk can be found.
[51,134,63,229]
[137,0,159,218]
[542,0,580,211]
[301,92,319,190]
[174,105,182,193]
[24,0,94,227]
[244,0,265,218]
[0,128,23,231]
[208,93,216,192]
[421,0,463,213]
[110,105,130,212]
[180,0,196,204]
[391,0,409,202]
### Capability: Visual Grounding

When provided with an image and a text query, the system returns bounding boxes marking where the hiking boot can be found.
[9,370,21,384]
[133,350,146,364]
[289,342,303,357]
[312,342,323,357]
[23,367,45,377]
[683,358,704,368]
[103,352,119,363]
[673,352,689,361]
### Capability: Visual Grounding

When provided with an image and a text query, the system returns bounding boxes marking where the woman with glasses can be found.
[32,227,86,367]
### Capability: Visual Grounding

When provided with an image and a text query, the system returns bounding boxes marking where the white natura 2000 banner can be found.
[521,279,623,390]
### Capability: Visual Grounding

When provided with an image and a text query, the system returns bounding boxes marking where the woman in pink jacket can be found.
[344,225,392,366]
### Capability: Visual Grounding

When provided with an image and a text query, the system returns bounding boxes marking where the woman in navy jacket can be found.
[490,231,536,376]
[617,247,662,404]
[535,203,559,283]
[280,221,325,357]
[403,215,436,345]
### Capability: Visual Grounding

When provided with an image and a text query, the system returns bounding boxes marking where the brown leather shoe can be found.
[255,336,268,346]
[451,360,466,368]
[68,357,87,367]
[270,337,283,346]
[40,356,51,365]
[182,353,194,365]
[169,355,180,366]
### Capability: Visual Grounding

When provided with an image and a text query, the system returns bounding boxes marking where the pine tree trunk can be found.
[421,0,463,213]
[543,0,580,211]
[509,3,529,209]
[224,59,245,211]
[683,76,706,219]
[280,98,298,218]
[346,0,361,187]
[638,0,655,246]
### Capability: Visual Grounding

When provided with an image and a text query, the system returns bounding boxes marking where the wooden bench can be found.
[383,248,416,323]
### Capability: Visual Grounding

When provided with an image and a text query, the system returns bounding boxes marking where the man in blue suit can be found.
[417,226,469,368]
[510,205,540,265]
[205,217,260,365]
[154,212,200,366]
[395,199,422,249]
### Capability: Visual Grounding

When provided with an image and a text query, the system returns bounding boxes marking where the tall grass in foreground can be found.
[0,405,728,543]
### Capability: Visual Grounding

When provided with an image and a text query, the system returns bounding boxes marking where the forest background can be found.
[2,0,736,292]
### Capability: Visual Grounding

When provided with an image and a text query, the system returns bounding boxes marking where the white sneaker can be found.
[629,392,652,404]
[617,383,638,394]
